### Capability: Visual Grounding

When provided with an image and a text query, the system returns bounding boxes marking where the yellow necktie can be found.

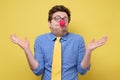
[52,37,61,80]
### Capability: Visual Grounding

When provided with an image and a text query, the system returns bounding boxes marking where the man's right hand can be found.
[10,34,38,70]
[10,34,30,50]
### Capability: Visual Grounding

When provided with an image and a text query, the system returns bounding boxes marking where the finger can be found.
[96,36,108,47]
[10,34,15,42]
[25,37,28,42]
[10,34,20,44]
[99,36,108,44]
[90,39,95,43]
[103,36,108,42]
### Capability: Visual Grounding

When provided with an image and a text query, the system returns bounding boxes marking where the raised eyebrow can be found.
[63,16,69,18]
[54,15,61,17]
[53,15,68,19]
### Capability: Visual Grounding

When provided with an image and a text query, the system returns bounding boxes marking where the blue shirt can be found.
[32,32,90,80]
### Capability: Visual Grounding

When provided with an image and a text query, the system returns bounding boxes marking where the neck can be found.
[52,31,68,37]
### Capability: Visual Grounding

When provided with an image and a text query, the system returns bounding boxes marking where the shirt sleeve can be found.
[77,36,90,75]
[32,37,44,76]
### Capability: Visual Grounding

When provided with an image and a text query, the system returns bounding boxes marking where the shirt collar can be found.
[61,32,69,41]
[49,32,69,41]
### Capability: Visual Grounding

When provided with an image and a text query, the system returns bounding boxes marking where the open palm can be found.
[86,36,108,52]
[10,34,30,49]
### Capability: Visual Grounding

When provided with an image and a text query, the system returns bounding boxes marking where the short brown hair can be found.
[48,5,71,23]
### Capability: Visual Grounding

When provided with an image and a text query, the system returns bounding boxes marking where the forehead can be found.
[52,12,68,17]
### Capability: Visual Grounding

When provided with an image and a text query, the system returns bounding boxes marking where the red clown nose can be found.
[59,20,65,27]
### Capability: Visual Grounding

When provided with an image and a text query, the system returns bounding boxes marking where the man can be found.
[10,5,107,80]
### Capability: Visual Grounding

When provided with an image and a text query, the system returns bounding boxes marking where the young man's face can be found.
[49,11,69,36]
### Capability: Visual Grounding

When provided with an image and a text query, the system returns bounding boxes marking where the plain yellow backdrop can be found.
[0,0,120,80]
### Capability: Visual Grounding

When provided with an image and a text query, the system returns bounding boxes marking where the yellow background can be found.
[0,0,120,80]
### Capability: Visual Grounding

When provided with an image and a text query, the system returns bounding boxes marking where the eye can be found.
[53,15,61,22]
[53,15,69,22]
[64,17,69,22]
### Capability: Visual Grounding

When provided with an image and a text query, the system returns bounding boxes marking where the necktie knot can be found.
[56,37,61,42]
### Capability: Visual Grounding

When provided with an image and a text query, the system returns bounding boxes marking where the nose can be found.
[59,20,65,27]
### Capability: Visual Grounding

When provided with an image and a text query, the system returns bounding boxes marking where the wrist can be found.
[23,47,30,53]
[86,48,93,55]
